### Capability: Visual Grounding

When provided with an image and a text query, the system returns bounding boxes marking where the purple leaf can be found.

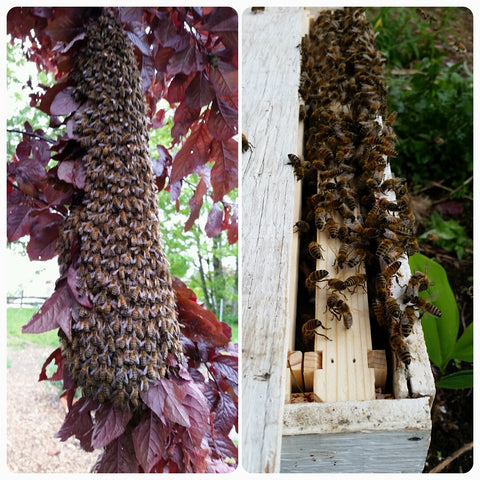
[140,380,190,428]
[167,42,207,76]
[92,431,140,473]
[26,210,63,261]
[205,203,223,238]
[22,281,73,340]
[132,411,168,473]
[6,190,33,242]
[50,86,80,116]
[57,159,86,190]
[55,396,98,451]
[207,97,237,141]
[38,347,64,381]
[91,403,133,449]
[212,390,237,435]
[210,138,238,202]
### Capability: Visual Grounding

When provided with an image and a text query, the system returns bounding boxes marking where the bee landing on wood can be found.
[242,134,254,153]
[302,318,332,344]
[287,153,310,174]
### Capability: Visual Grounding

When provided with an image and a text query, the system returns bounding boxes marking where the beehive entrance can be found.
[286,8,409,404]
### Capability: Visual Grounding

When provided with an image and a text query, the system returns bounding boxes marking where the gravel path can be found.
[6,345,98,473]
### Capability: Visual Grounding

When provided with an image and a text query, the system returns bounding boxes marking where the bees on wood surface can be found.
[385,297,402,321]
[382,260,402,279]
[287,153,310,181]
[403,269,431,304]
[308,241,324,260]
[390,334,412,365]
[325,217,339,239]
[400,306,417,337]
[293,220,310,234]
[242,134,253,153]
[305,269,329,290]
[326,294,353,329]
[371,298,388,328]
[302,318,332,343]
[343,273,367,293]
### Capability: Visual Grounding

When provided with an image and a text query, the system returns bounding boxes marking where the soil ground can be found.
[6,345,98,473]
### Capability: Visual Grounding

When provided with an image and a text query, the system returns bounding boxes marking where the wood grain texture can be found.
[241,7,308,473]
[282,397,432,473]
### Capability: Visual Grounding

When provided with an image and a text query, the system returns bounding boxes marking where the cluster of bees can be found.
[291,8,441,368]
[57,13,184,411]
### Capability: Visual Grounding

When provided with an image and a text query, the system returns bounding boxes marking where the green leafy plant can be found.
[370,7,450,68]
[409,253,472,388]
[418,211,473,259]
[368,8,473,194]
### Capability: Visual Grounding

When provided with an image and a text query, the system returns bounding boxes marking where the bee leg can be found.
[314,332,332,341]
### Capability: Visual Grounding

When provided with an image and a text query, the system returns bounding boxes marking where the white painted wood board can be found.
[241,7,308,474]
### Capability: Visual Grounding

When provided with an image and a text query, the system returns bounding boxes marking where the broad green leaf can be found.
[409,253,459,371]
[452,322,473,363]
[435,370,473,389]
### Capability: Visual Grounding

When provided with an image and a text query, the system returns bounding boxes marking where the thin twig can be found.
[428,441,473,473]
[7,128,56,144]
[431,176,473,204]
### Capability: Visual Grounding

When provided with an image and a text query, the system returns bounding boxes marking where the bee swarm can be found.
[288,8,436,403]
[57,13,185,411]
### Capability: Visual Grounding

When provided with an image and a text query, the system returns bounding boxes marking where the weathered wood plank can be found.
[241,7,307,473]
[282,397,432,473]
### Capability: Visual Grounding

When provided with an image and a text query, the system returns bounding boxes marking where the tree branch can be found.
[428,441,473,473]
[7,128,55,144]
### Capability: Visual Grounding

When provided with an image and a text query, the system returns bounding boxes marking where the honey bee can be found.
[375,272,388,300]
[294,220,310,233]
[404,237,419,257]
[117,294,128,312]
[380,178,407,197]
[302,318,331,343]
[326,278,347,296]
[336,204,356,222]
[335,300,353,329]
[388,223,414,237]
[371,298,388,328]
[383,245,405,264]
[308,241,324,260]
[326,292,341,312]
[453,40,467,53]
[401,306,417,337]
[335,243,349,271]
[382,260,402,279]
[318,167,345,182]
[390,334,411,365]
[403,270,430,303]
[344,274,367,293]
[305,269,329,289]
[147,364,158,380]
[314,208,326,231]
[376,238,394,260]
[346,248,366,269]
[114,388,126,408]
[338,186,356,211]
[241,134,253,153]
[385,297,402,321]
[287,153,310,181]
[347,219,380,239]
[325,217,338,238]
[379,196,409,213]
[416,7,436,23]
[411,297,442,318]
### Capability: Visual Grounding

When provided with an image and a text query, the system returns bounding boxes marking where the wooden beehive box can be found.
[242,7,436,474]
